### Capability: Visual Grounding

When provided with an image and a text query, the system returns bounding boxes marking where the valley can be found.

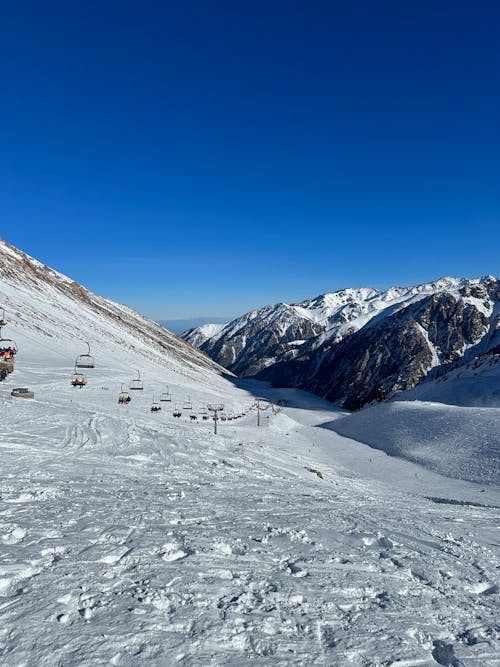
[0,239,499,666]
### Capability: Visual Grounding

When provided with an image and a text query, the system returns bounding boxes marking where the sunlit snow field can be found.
[1,332,499,666]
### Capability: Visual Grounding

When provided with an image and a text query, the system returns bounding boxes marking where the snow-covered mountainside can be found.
[1,239,499,665]
[0,238,231,380]
[182,302,326,375]
[183,277,500,409]
[182,322,226,349]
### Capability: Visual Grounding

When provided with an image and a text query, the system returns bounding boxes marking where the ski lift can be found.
[0,326,18,358]
[199,406,209,421]
[190,412,198,421]
[173,403,182,418]
[150,395,161,413]
[182,395,192,410]
[70,368,87,388]
[160,386,172,402]
[118,383,131,404]
[75,341,94,369]
[130,370,144,391]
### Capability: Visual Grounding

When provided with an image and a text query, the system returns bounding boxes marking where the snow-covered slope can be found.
[328,400,500,484]
[1,240,499,665]
[0,238,232,384]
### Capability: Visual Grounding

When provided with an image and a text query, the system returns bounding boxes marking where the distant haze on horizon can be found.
[1,1,498,320]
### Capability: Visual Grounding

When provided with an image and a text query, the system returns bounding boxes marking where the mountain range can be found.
[182,277,500,409]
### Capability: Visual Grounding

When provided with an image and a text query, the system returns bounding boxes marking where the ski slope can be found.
[1,239,499,666]
[329,400,500,485]
[1,345,499,665]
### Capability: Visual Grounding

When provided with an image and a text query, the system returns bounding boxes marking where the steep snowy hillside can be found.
[1,240,499,666]
[0,238,231,383]
[184,277,500,409]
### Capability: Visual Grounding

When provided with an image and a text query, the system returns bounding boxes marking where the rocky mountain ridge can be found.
[182,276,500,408]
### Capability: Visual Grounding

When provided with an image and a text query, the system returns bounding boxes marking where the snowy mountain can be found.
[182,322,226,349]
[0,238,231,382]
[1,238,499,665]
[183,302,326,375]
[183,276,500,409]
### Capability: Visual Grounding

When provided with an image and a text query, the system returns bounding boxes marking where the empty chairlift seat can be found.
[75,342,95,369]
[160,387,172,402]
[130,370,144,391]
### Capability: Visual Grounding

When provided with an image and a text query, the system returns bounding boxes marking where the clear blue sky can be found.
[1,1,499,319]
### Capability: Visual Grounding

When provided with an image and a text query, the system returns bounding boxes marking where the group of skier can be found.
[0,346,16,359]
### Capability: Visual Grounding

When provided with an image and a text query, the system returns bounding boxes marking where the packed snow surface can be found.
[1,352,499,665]
[329,401,500,485]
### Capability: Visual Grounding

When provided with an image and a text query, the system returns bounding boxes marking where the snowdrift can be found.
[328,400,500,485]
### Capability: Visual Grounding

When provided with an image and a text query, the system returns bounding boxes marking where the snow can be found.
[1,353,499,665]
[328,401,500,485]
[415,322,441,370]
[1,245,499,665]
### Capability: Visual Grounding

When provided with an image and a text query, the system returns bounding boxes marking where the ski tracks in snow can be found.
[0,398,499,665]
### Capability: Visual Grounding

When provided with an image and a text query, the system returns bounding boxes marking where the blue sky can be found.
[1,1,499,320]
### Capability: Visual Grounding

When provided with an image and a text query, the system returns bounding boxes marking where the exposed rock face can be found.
[194,303,325,376]
[183,276,499,409]
[292,293,491,410]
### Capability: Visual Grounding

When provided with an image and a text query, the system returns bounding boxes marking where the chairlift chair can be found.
[75,341,94,369]
[173,403,182,418]
[160,387,172,402]
[151,395,161,413]
[71,368,87,388]
[129,370,144,391]
[182,395,192,410]
[0,325,18,358]
[0,340,18,359]
[118,383,131,404]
